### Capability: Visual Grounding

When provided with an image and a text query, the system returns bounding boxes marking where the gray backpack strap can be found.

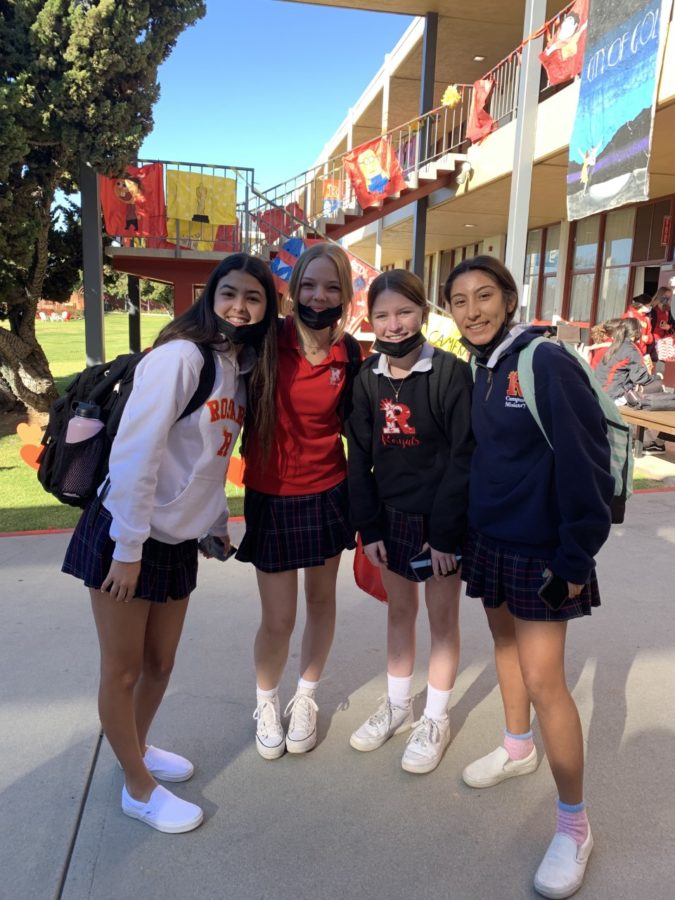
[517,337,552,449]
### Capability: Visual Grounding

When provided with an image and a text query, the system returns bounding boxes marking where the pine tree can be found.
[0,0,205,411]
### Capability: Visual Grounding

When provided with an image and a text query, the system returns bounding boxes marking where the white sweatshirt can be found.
[103,338,253,562]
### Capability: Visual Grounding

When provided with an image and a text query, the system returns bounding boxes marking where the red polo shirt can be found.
[244,317,353,496]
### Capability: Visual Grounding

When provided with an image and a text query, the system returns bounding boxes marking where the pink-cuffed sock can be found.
[557,800,589,846]
[503,729,534,760]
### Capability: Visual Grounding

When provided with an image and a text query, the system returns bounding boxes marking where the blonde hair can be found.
[287,243,353,347]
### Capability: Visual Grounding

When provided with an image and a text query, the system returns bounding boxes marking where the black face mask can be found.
[216,316,269,345]
[373,331,426,358]
[297,303,343,330]
[460,323,510,360]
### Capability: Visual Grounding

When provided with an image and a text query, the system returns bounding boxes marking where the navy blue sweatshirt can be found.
[469,326,613,584]
[347,345,474,552]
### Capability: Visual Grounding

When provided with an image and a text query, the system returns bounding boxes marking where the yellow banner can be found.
[166,170,236,226]
[166,218,220,252]
[424,310,467,359]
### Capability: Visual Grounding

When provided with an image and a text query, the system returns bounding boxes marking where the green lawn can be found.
[0,314,243,533]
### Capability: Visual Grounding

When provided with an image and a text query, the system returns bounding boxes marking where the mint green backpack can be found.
[471,336,633,524]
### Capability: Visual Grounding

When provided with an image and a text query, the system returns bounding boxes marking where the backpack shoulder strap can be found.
[517,337,552,448]
[179,344,216,421]
[428,349,457,432]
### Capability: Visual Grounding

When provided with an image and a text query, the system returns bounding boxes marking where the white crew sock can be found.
[297,677,319,696]
[424,684,452,721]
[256,685,279,705]
[387,672,413,708]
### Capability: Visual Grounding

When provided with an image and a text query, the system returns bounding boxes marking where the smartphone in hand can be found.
[198,535,237,562]
[537,570,569,611]
[409,548,462,582]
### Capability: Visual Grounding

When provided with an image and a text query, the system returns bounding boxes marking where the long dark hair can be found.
[155,253,278,459]
[603,317,641,359]
[443,255,519,324]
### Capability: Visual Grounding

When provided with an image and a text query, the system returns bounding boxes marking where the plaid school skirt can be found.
[461,529,601,622]
[62,498,198,604]
[382,505,427,582]
[236,480,356,573]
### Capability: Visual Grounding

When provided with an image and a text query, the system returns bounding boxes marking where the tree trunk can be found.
[0,183,59,413]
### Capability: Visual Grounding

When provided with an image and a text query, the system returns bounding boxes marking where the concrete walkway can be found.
[1,493,674,900]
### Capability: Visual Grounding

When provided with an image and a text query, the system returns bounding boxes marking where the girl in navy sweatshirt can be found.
[346,270,473,775]
[444,256,613,900]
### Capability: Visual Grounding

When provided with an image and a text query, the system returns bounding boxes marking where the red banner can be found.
[467,78,497,144]
[253,202,304,244]
[343,137,406,209]
[100,163,167,238]
[539,0,589,86]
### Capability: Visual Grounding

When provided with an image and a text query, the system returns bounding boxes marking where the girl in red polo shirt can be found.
[237,243,361,759]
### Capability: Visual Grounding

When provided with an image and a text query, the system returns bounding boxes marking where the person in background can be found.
[622,293,655,360]
[62,254,277,833]
[444,255,613,900]
[237,243,361,760]
[650,285,675,340]
[346,269,473,774]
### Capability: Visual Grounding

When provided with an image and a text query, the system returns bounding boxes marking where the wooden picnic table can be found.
[619,407,675,457]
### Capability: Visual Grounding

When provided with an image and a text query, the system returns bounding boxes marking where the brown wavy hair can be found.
[367,269,428,320]
[154,253,278,460]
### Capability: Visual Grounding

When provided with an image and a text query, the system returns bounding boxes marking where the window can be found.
[567,216,600,323]
[523,229,542,322]
[522,224,560,321]
[596,208,635,320]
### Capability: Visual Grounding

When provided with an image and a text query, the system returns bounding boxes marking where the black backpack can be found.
[37,344,215,508]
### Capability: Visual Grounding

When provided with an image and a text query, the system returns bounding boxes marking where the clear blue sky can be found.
[139,0,412,190]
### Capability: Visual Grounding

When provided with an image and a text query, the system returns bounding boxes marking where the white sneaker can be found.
[534,828,593,899]
[121,785,203,834]
[350,697,413,752]
[143,745,194,782]
[401,715,451,774]
[284,692,319,754]
[253,696,285,760]
[462,744,538,788]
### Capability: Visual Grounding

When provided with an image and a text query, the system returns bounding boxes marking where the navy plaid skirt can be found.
[382,505,427,582]
[461,529,600,622]
[236,480,356,573]
[62,499,198,604]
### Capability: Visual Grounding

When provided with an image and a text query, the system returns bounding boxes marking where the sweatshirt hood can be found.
[469,323,552,369]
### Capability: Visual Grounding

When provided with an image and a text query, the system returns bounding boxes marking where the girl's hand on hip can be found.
[364,540,388,567]
[101,560,141,603]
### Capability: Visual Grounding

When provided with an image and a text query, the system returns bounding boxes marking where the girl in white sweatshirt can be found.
[63,253,277,834]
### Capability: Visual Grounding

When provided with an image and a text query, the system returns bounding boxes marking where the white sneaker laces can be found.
[284,693,318,736]
[253,699,282,738]
[367,697,392,729]
[407,716,439,749]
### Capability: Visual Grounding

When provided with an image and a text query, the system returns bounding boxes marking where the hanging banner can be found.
[253,202,305,244]
[342,137,406,209]
[539,0,589,86]
[100,163,167,238]
[166,170,236,226]
[424,310,467,358]
[322,178,342,216]
[567,0,668,221]
[466,78,497,144]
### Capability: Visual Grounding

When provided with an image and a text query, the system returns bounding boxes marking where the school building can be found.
[273,0,675,332]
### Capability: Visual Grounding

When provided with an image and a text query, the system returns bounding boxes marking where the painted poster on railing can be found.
[539,0,589,86]
[166,170,236,226]
[467,78,497,144]
[342,137,406,209]
[100,163,167,239]
[567,0,668,220]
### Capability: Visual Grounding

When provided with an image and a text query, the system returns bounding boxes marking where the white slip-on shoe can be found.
[534,828,593,899]
[284,692,319,754]
[121,785,203,834]
[143,746,194,782]
[462,745,538,788]
[350,697,413,752]
[401,715,451,774]
[253,696,285,760]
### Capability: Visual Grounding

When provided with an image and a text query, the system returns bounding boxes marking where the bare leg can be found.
[485,604,531,735]
[381,568,419,678]
[90,589,155,801]
[424,573,461,690]
[515,619,584,804]
[300,554,341,682]
[254,569,298,690]
[134,596,190,751]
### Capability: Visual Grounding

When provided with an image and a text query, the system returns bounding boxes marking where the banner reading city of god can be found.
[567,0,669,220]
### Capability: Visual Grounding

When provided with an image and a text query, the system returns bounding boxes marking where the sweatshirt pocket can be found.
[153,475,226,541]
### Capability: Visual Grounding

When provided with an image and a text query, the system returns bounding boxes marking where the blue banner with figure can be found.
[567,0,668,220]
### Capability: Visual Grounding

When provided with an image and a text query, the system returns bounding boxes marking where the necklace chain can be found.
[385,374,405,402]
